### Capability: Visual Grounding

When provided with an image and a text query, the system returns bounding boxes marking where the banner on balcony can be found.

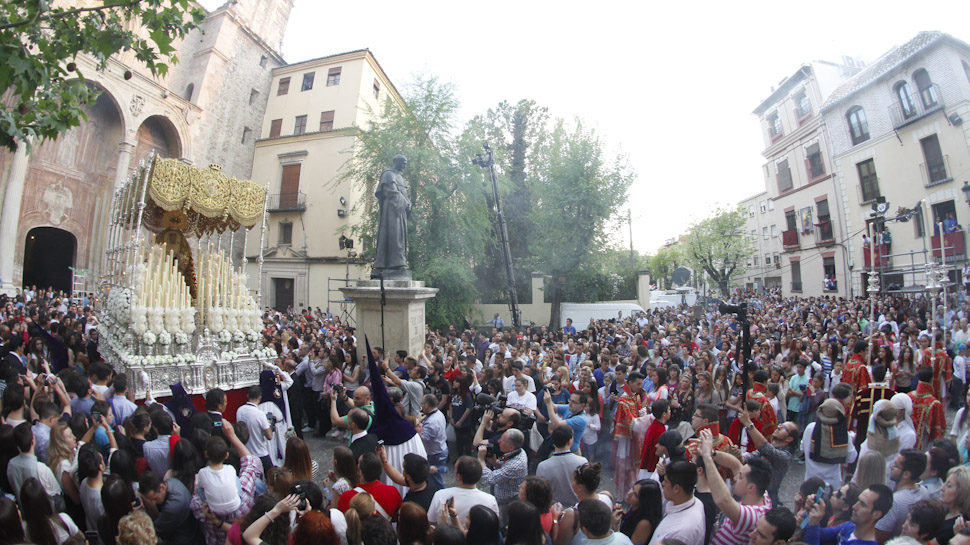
[800,207,813,233]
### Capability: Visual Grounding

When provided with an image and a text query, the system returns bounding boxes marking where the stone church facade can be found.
[0,0,294,295]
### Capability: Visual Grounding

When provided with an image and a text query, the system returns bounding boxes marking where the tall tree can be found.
[465,99,548,304]
[340,74,491,329]
[530,119,635,328]
[0,0,204,151]
[648,246,680,290]
[681,206,754,297]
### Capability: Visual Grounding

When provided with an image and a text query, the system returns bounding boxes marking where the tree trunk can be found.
[718,278,730,298]
[548,277,563,330]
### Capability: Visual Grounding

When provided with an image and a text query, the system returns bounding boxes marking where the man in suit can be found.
[349,408,379,461]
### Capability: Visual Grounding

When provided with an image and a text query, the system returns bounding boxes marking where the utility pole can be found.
[628,209,635,274]
[474,142,521,329]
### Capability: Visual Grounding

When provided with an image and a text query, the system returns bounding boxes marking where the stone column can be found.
[0,141,29,294]
[340,280,438,357]
[114,140,135,190]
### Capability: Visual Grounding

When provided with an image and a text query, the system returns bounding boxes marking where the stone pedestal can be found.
[340,279,438,357]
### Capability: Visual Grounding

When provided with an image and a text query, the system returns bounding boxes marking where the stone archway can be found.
[22,227,77,293]
[16,82,124,286]
[134,115,181,165]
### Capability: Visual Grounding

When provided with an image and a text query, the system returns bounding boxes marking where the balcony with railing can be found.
[920,155,951,187]
[888,83,945,129]
[266,192,307,212]
[931,230,966,263]
[782,229,799,250]
[814,220,835,246]
[863,243,891,269]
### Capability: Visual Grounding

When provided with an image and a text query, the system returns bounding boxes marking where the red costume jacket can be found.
[640,419,668,471]
[922,343,952,401]
[746,382,777,432]
[842,353,872,393]
[909,381,945,450]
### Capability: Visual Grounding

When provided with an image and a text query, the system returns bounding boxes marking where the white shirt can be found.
[236,402,272,458]
[954,355,967,382]
[650,496,706,545]
[502,374,535,394]
[427,487,499,524]
[801,422,858,490]
[505,390,537,411]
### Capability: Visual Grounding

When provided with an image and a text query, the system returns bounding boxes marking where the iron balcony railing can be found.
[920,155,951,187]
[266,192,307,212]
[889,83,945,129]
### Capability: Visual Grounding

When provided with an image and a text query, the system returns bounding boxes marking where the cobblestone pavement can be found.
[301,404,961,510]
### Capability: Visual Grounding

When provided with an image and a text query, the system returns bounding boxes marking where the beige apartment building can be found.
[244,49,404,311]
[749,61,858,298]
[737,191,783,292]
[820,32,970,296]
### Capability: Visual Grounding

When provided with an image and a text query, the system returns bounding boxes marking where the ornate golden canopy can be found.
[134,158,265,236]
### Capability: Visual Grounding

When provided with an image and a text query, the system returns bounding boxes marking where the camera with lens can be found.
[332,383,344,395]
[266,412,279,427]
[294,483,307,510]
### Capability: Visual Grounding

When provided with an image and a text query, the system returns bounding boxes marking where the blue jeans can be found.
[428,450,448,490]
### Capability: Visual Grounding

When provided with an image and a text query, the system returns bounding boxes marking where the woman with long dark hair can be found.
[465,505,502,545]
[97,475,135,545]
[503,500,548,545]
[20,477,82,545]
[397,502,433,545]
[166,438,202,494]
[450,375,475,457]
[615,479,662,545]
[0,497,26,545]
[896,345,917,394]
[518,476,554,534]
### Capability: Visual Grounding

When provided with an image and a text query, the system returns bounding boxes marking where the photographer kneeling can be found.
[473,410,528,527]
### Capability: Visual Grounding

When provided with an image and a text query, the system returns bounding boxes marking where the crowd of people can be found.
[2,284,970,545]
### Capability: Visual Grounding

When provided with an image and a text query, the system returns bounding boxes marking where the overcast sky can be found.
[203,0,970,254]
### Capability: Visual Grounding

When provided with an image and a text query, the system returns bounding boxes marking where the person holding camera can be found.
[543,389,588,452]
[476,421,527,526]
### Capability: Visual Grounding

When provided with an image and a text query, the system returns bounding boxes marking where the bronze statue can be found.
[372,154,410,279]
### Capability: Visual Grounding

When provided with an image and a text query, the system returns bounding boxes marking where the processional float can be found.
[100,152,274,398]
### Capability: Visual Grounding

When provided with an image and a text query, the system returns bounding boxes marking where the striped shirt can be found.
[711,503,770,545]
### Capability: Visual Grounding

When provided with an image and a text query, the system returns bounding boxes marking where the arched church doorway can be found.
[22,227,77,293]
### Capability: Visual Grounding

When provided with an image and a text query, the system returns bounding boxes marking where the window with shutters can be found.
[823,257,837,291]
[847,106,869,145]
[320,110,334,132]
[791,261,802,292]
[373,79,380,98]
[914,69,938,108]
[920,134,948,185]
[278,221,293,245]
[269,119,282,138]
[857,159,880,203]
[895,81,916,119]
[302,72,315,91]
[805,142,825,179]
[294,115,307,135]
[794,89,811,119]
[327,67,341,86]
[776,158,793,193]
[277,77,290,96]
[767,111,783,140]
[280,164,301,209]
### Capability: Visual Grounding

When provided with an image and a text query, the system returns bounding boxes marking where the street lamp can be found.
[962,181,970,207]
